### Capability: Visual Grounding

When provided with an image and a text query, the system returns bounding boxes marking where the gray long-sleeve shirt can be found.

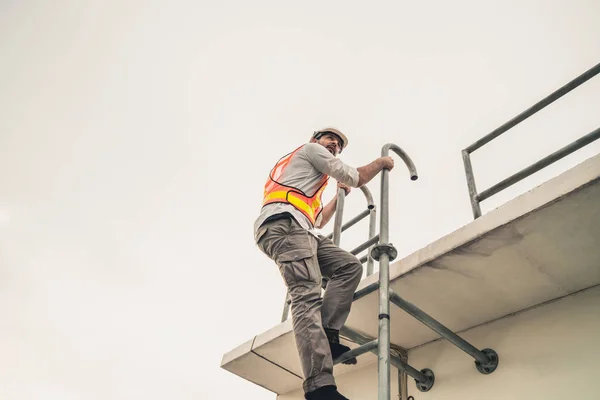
[254,143,360,240]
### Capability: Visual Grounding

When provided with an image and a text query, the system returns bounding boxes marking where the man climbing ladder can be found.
[254,127,395,400]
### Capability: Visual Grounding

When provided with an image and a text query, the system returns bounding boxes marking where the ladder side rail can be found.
[374,143,419,400]
[331,187,346,246]
[362,185,378,276]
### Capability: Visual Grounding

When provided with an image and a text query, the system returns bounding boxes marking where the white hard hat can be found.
[312,127,349,151]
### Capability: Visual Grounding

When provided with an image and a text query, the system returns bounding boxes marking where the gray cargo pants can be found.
[256,216,363,393]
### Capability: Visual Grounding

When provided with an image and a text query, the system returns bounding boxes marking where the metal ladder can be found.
[281,144,499,399]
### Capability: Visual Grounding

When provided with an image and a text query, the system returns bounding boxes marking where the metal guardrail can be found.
[462,62,600,219]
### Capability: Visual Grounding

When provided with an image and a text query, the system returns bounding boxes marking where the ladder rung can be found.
[350,234,380,256]
[326,208,371,239]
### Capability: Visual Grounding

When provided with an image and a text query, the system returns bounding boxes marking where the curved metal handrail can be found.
[379,143,418,244]
[329,186,375,238]
[359,185,375,207]
[382,143,418,183]
[328,185,377,275]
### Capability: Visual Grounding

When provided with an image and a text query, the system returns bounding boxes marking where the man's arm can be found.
[304,143,395,188]
[315,183,351,229]
[356,157,395,187]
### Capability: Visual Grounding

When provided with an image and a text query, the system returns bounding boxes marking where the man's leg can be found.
[316,235,363,361]
[256,218,335,394]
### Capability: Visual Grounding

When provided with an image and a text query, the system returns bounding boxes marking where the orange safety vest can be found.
[262,145,329,226]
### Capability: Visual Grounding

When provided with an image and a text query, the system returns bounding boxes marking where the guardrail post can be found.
[462,149,482,219]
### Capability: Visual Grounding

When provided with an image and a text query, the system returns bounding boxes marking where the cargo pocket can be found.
[256,225,269,245]
[276,248,319,287]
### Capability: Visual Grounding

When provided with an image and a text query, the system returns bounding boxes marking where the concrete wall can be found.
[278,285,600,400]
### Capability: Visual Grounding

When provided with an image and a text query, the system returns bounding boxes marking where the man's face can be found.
[313,133,342,156]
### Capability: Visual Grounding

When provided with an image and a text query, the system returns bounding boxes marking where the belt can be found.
[263,212,293,224]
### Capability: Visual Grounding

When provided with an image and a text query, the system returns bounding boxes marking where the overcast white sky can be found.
[1,1,599,399]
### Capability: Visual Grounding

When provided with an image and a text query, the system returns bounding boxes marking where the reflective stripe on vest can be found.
[262,145,329,226]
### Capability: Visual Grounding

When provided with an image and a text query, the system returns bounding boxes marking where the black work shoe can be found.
[325,328,357,365]
[330,342,357,365]
[305,385,350,400]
